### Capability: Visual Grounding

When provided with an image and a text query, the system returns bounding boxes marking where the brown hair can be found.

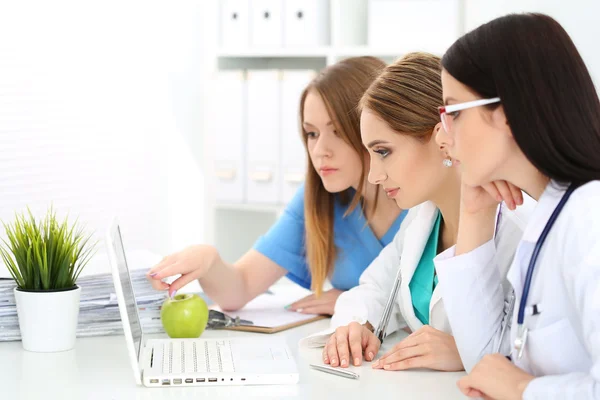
[300,56,386,296]
[360,52,443,143]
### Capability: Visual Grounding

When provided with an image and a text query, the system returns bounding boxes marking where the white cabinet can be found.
[246,70,281,203]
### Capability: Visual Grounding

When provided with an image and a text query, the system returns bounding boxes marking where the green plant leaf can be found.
[0,207,96,290]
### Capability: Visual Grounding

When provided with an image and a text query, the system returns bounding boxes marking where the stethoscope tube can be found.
[513,183,577,359]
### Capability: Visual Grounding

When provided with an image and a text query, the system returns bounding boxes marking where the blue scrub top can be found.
[253,183,407,290]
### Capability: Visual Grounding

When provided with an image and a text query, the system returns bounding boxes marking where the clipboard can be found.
[220,315,327,334]
[208,285,329,334]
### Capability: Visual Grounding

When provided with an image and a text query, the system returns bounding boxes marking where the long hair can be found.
[300,56,386,295]
[442,13,600,186]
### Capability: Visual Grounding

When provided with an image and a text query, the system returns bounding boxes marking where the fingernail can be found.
[368,352,374,361]
[384,365,390,370]
[296,308,303,313]
[341,359,347,367]
[372,360,379,368]
[169,290,176,299]
[354,357,360,366]
[149,273,157,277]
[331,358,337,365]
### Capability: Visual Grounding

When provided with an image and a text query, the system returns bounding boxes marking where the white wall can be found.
[464,0,600,86]
[0,1,209,276]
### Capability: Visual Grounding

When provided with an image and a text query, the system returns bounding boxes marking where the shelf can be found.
[217,47,330,58]
[216,46,403,60]
[333,46,403,59]
[214,202,285,213]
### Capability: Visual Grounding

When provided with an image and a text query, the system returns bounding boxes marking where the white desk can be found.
[0,319,466,400]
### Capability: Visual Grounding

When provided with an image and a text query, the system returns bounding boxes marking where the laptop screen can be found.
[111,225,143,360]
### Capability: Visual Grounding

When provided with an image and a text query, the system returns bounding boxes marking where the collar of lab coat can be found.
[399,201,440,283]
[398,201,443,330]
[521,181,567,243]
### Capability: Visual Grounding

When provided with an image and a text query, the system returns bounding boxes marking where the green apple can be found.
[160,293,209,338]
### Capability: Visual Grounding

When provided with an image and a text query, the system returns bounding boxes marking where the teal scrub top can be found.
[253,183,407,290]
[410,212,442,325]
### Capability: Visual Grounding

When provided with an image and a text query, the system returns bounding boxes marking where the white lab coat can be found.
[299,200,525,349]
[435,181,600,399]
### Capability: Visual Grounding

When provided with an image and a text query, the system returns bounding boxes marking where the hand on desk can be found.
[458,353,533,400]
[372,325,464,372]
[323,322,380,367]
[288,288,343,316]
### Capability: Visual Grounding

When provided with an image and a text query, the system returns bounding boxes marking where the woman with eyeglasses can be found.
[317,52,527,373]
[435,13,600,399]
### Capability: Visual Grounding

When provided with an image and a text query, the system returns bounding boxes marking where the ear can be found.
[432,121,450,151]
[492,105,513,138]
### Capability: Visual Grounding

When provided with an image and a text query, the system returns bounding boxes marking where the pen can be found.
[374,264,402,344]
[309,364,359,380]
[496,290,515,354]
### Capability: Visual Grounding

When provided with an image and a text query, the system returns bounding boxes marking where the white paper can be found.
[212,284,319,328]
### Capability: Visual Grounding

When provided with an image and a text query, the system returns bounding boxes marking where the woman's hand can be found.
[373,325,464,372]
[458,353,534,400]
[456,181,523,255]
[288,288,344,315]
[147,245,219,297]
[461,181,523,214]
[323,322,380,367]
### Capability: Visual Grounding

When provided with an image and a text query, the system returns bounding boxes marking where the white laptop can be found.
[106,220,299,387]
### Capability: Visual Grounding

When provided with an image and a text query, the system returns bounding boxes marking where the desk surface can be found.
[1,319,466,400]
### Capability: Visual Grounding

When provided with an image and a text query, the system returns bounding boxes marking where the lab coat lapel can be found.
[399,202,439,283]
[398,202,439,330]
[508,182,565,302]
[521,182,566,243]
[429,281,443,316]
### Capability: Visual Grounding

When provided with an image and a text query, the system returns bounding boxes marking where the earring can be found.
[443,158,453,168]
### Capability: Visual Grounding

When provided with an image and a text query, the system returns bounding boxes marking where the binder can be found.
[213,71,246,203]
[250,0,284,47]
[331,0,368,46]
[246,70,281,204]
[367,0,461,54]
[280,70,316,203]
[283,0,330,47]
[220,0,251,48]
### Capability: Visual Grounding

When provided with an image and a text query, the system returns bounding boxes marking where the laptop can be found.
[105,219,299,387]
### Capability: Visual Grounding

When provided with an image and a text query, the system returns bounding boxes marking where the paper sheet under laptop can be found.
[211,283,326,331]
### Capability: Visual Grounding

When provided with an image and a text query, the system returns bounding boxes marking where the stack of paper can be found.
[0,269,168,342]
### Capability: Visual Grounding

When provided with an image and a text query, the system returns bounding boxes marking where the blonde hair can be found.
[360,52,443,142]
[300,57,386,296]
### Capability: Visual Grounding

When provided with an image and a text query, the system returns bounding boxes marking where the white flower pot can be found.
[14,286,81,352]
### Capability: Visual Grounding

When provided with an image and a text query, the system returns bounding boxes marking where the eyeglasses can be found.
[438,97,501,134]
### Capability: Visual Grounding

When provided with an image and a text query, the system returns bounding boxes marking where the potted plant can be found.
[0,208,96,352]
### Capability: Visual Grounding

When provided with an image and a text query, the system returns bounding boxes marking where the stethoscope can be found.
[375,184,577,353]
[510,183,577,360]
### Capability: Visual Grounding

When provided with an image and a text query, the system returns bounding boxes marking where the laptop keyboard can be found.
[162,340,235,374]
